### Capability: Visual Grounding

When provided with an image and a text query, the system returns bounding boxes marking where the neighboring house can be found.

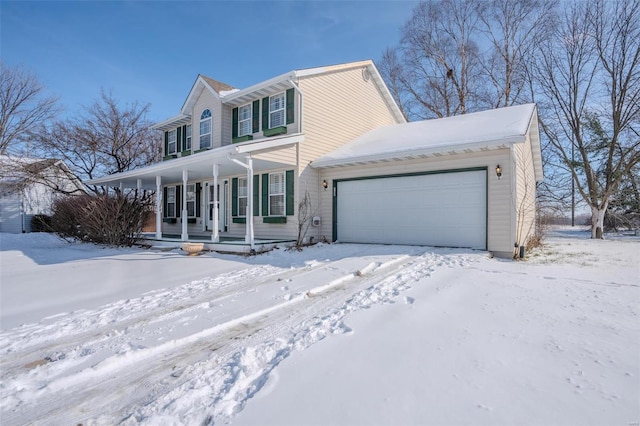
[86,60,542,258]
[0,156,85,233]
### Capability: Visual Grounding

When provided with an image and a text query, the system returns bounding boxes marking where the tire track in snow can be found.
[0,250,471,425]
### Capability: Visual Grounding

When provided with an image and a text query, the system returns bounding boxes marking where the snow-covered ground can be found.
[0,229,638,425]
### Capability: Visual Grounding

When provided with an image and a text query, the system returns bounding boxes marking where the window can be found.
[238,177,247,217]
[185,124,192,151]
[269,172,285,216]
[200,109,211,149]
[166,186,176,217]
[167,130,177,154]
[186,184,196,217]
[238,104,252,137]
[269,93,285,128]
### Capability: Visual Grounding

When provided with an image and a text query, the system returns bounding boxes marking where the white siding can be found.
[191,88,223,150]
[513,127,538,251]
[297,66,402,245]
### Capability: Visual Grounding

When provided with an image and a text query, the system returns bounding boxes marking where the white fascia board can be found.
[234,134,304,154]
[528,108,544,182]
[150,114,192,131]
[181,76,221,114]
[86,144,238,186]
[368,63,406,124]
[85,136,303,186]
[294,60,372,78]
[221,71,296,104]
[311,136,524,168]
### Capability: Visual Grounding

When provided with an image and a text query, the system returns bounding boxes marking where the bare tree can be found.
[533,0,640,238]
[294,190,316,250]
[380,0,483,120]
[35,90,162,193]
[380,0,553,120]
[0,62,59,155]
[476,0,556,108]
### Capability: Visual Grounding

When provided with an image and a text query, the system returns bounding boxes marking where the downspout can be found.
[289,79,304,239]
[155,176,162,240]
[181,169,189,241]
[510,145,518,257]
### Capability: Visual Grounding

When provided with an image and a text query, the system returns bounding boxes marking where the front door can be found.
[206,180,228,233]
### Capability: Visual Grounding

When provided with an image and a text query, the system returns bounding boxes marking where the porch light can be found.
[322,179,328,190]
[495,165,502,180]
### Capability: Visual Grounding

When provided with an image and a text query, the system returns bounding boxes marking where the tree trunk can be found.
[590,203,608,239]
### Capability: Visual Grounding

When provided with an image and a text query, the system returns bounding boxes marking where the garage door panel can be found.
[336,170,486,249]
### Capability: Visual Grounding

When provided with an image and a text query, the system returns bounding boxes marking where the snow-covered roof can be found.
[312,104,538,169]
[0,155,85,192]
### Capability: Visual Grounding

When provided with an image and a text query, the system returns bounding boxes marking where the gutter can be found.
[311,136,525,169]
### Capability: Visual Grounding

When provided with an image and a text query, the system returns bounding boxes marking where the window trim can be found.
[238,103,252,137]
[237,176,247,217]
[268,171,285,217]
[200,109,212,149]
[166,186,176,218]
[269,92,285,129]
[167,129,177,155]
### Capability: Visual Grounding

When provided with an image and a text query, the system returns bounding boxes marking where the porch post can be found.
[155,176,162,240]
[181,169,188,241]
[212,163,219,243]
[230,156,255,249]
[245,157,254,248]
[136,179,142,191]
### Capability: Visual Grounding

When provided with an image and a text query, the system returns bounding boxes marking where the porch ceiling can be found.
[85,135,302,190]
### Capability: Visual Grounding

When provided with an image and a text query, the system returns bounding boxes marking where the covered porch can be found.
[86,135,302,250]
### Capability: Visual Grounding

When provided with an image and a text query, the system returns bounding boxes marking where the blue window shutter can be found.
[176,127,182,152]
[232,107,238,138]
[231,178,238,217]
[253,175,259,216]
[286,170,294,216]
[262,97,269,131]
[252,100,260,133]
[286,88,295,125]
[262,173,269,216]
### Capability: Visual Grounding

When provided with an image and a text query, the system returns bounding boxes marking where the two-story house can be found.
[87,60,542,258]
[87,60,405,251]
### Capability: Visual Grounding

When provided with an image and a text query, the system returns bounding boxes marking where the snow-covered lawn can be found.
[0,230,638,425]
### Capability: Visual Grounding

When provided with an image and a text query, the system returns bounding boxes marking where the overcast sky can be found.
[2,1,417,123]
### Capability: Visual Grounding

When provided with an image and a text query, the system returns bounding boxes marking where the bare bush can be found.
[51,191,153,246]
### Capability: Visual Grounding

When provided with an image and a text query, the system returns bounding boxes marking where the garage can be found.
[335,169,487,249]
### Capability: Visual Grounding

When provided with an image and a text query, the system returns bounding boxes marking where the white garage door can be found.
[0,195,24,234]
[336,170,487,249]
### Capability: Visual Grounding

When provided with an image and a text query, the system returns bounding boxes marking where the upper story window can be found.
[238,104,252,137]
[167,129,177,154]
[200,109,212,149]
[185,124,192,151]
[269,93,285,128]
